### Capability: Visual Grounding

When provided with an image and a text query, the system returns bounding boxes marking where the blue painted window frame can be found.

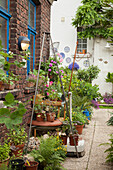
[0,0,11,62]
[27,0,36,75]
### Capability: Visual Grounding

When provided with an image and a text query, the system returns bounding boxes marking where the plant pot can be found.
[0,81,5,91]
[61,135,67,145]
[10,159,25,170]
[10,143,25,157]
[26,82,35,88]
[25,161,39,170]
[69,134,78,146]
[0,157,10,168]
[46,113,55,122]
[36,113,44,122]
[5,83,15,90]
[75,124,84,135]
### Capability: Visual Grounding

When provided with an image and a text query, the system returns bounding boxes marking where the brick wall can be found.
[0,0,51,143]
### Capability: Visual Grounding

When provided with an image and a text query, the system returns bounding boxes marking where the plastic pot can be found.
[61,135,67,145]
[69,134,78,146]
[10,159,25,170]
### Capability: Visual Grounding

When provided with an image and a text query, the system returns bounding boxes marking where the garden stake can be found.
[68,41,78,98]
[50,36,79,158]
[25,32,46,154]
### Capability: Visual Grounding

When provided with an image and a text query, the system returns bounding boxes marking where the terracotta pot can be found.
[26,82,35,88]
[11,143,25,157]
[61,135,67,145]
[46,113,55,122]
[0,157,10,168]
[75,124,84,135]
[36,113,44,122]
[25,161,39,170]
[0,81,5,91]
[5,82,15,90]
[69,134,78,146]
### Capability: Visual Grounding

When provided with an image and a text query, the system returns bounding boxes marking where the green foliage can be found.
[107,112,113,126]
[77,65,100,83]
[72,107,87,125]
[106,72,113,83]
[72,95,92,112]
[0,143,10,161]
[7,127,27,145]
[71,79,100,100]
[30,136,66,170]
[100,134,113,162]
[0,92,27,129]
[72,0,113,40]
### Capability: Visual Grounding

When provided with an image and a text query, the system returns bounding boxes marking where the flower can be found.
[61,70,64,73]
[51,60,53,63]
[46,84,49,87]
[49,63,52,67]
[48,69,51,72]
[61,75,63,78]
[49,81,53,85]
[56,71,59,74]
[53,61,57,64]
[59,58,63,62]
[52,90,55,92]
[47,92,49,96]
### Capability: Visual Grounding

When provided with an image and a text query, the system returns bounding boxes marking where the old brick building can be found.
[0,0,56,142]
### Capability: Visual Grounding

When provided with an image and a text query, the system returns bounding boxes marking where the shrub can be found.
[30,135,66,170]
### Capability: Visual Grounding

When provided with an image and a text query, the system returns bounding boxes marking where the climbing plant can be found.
[72,0,113,40]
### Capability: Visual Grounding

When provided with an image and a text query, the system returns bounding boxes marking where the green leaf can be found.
[0,108,10,116]
[5,92,14,104]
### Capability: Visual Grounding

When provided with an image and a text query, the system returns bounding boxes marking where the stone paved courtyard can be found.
[63,108,113,170]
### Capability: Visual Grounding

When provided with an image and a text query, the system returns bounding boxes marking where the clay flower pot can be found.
[61,135,67,145]
[75,124,84,135]
[25,161,39,170]
[69,134,78,146]
[0,81,5,91]
[0,157,10,168]
[36,113,44,122]
[26,81,35,88]
[11,143,25,157]
[46,112,55,122]
[5,82,15,90]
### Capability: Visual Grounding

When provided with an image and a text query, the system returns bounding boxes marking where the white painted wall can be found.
[51,0,113,95]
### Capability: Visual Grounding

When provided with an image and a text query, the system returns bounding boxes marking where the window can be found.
[27,0,36,75]
[0,0,11,52]
[77,27,87,54]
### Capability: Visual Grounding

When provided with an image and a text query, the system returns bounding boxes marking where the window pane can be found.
[0,0,8,11]
[77,27,87,54]
[30,3,34,28]
[0,17,7,49]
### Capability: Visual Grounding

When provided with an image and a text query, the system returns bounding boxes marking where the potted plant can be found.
[69,126,79,146]
[0,143,10,168]
[72,107,87,135]
[26,69,38,88]
[25,160,39,170]
[60,124,70,145]
[0,92,27,157]
[8,127,27,157]
[10,159,25,170]
[46,106,56,122]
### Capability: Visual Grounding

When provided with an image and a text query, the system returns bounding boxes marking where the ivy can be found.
[72,0,113,39]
